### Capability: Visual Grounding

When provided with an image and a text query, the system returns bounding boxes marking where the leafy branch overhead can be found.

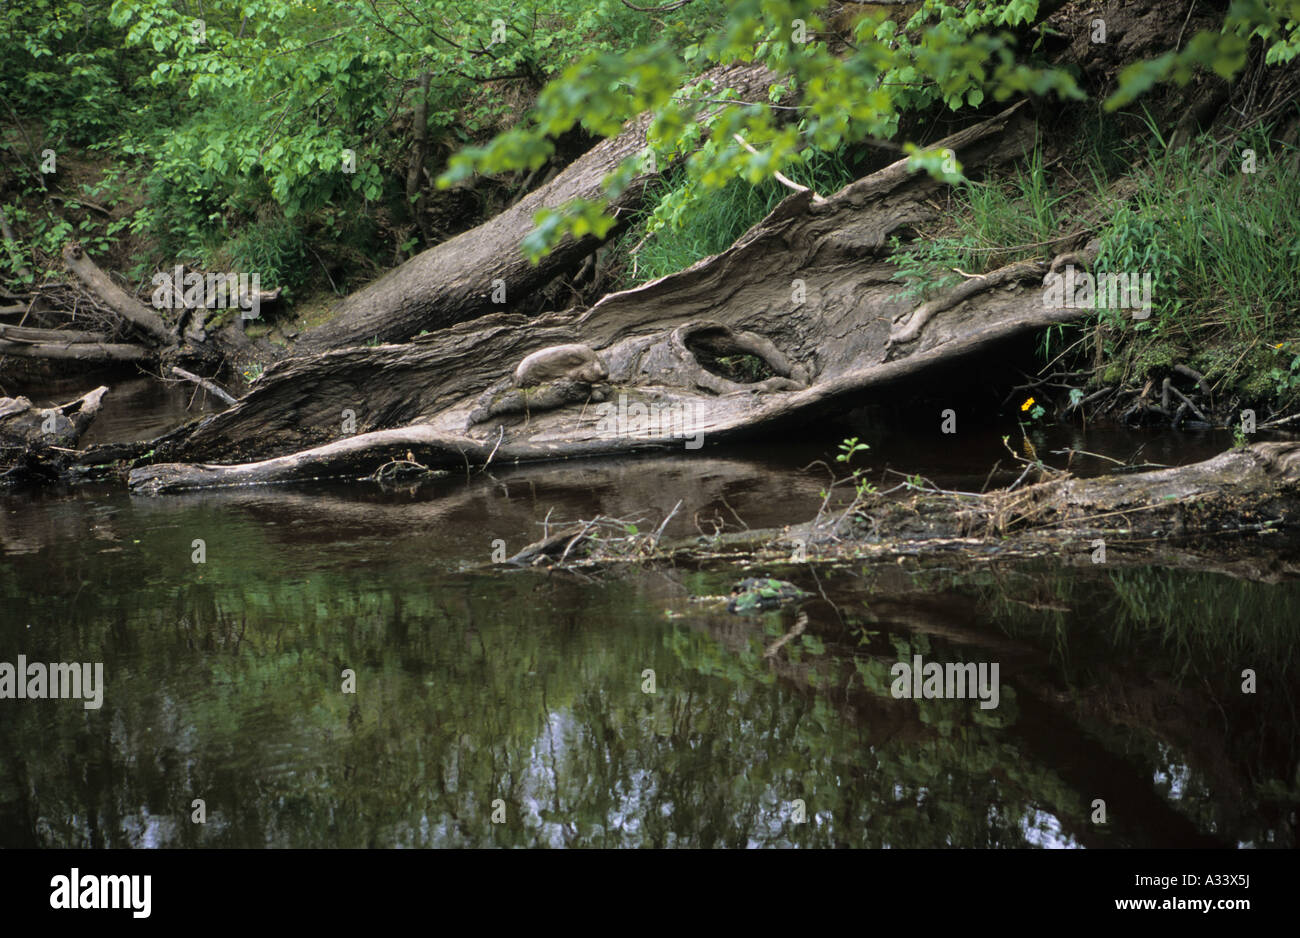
[2,0,1297,280]
[438,0,1300,260]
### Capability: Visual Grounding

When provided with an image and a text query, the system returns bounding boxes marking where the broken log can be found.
[1,386,110,484]
[819,441,1300,544]
[0,321,154,362]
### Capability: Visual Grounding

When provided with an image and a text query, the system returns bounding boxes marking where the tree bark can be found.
[294,62,779,352]
[61,242,173,346]
[117,100,1126,496]
[405,68,434,245]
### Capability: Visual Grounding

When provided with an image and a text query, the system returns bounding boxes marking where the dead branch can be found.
[170,366,238,406]
[61,242,173,347]
[732,133,826,204]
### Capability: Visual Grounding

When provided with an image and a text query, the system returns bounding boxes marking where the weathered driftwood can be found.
[170,366,238,406]
[129,102,1089,494]
[790,441,1300,548]
[0,386,108,449]
[0,322,153,362]
[1,386,110,484]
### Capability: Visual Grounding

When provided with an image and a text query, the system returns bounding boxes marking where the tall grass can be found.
[1094,129,1300,339]
[890,124,1300,342]
[887,146,1068,302]
[208,214,308,294]
[883,118,1300,396]
[615,147,857,286]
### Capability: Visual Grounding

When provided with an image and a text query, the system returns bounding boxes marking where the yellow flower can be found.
[1020,397,1035,411]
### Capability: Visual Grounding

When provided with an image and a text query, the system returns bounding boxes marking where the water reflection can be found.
[0,449,1296,848]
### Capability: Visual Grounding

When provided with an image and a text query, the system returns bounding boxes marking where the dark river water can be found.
[1,384,1297,848]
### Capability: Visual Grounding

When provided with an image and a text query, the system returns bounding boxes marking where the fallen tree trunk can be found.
[820,441,1300,544]
[128,102,1073,485]
[490,441,1300,570]
[0,320,154,362]
[61,242,174,347]
[294,62,778,352]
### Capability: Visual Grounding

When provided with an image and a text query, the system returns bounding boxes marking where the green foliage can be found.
[440,0,1095,257]
[1265,343,1300,397]
[0,0,142,145]
[438,0,1298,260]
[888,144,1065,301]
[618,145,854,284]
[0,200,126,282]
[1093,128,1300,339]
[213,215,308,293]
[1,0,733,292]
[3,0,1297,304]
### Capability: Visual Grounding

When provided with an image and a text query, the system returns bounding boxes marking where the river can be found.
[1,384,1296,847]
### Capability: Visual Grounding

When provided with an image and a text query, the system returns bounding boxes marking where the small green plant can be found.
[836,437,877,499]
[836,437,870,463]
[1264,343,1300,398]
[716,354,768,383]
[887,235,964,301]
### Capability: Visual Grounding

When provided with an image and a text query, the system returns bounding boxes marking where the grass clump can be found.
[612,146,857,286]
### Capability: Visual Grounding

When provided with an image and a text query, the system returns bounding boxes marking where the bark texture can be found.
[294,62,778,351]
[132,102,1079,491]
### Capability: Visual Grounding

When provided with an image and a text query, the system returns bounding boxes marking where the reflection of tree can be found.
[0,514,1295,848]
[655,623,1086,848]
[952,562,1300,848]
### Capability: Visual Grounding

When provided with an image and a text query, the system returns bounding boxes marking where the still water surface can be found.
[1,404,1296,847]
